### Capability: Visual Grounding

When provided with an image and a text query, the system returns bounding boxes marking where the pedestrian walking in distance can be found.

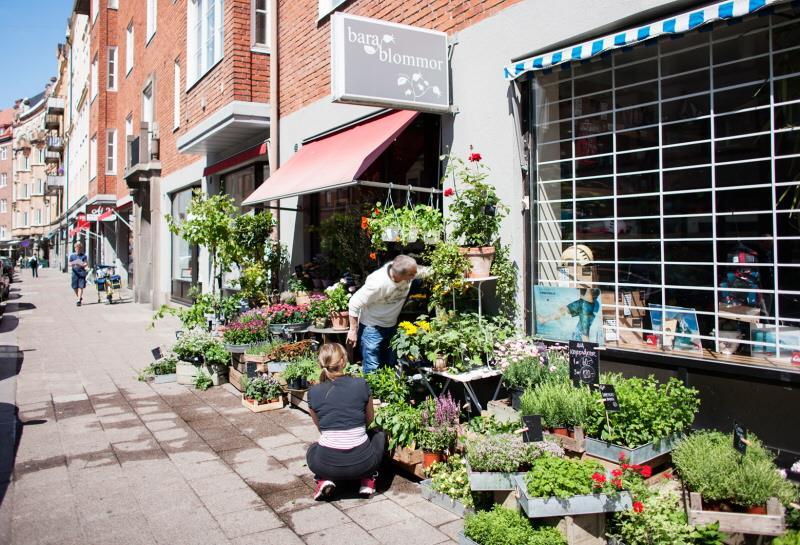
[28,255,38,278]
[69,242,89,306]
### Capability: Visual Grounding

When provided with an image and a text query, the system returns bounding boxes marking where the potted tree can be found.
[324,282,351,330]
[445,151,509,278]
[241,375,285,412]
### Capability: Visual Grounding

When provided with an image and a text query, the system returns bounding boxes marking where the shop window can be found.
[616,126,659,152]
[663,142,710,168]
[661,46,709,75]
[575,154,613,178]
[574,91,611,117]
[617,148,658,173]
[663,216,713,238]
[664,241,712,263]
[714,55,770,89]
[664,191,711,216]
[573,69,612,96]
[575,177,613,199]
[617,194,659,217]
[775,129,800,157]
[775,103,800,130]
[661,70,710,100]
[615,81,658,109]
[617,172,659,195]
[170,187,199,302]
[615,59,657,87]
[775,74,800,103]
[663,119,710,145]
[714,82,769,113]
[716,160,770,188]
[663,166,710,191]
[773,48,800,77]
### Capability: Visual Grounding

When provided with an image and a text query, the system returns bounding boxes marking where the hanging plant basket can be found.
[422,232,440,245]
[382,226,400,242]
[459,246,495,278]
[405,228,419,244]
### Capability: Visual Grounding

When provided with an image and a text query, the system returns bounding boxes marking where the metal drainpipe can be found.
[64,23,73,273]
[269,0,279,241]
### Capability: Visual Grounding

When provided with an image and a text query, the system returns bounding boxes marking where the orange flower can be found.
[361,216,369,230]
[369,252,377,261]
[373,207,381,216]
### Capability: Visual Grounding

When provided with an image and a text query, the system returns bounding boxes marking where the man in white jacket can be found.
[346,255,422,374]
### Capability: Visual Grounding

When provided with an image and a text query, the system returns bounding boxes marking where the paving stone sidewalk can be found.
[2,269,461,545]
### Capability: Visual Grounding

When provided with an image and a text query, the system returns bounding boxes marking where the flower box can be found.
[419,479,474,517]
[685,491,786,536]
[457,532,480,545]
[153,373,177,384]
[289,389,310,412]
[176,362,228,386]
[391,446,425,479]
[268,323,310,335]
[465,461,524,491]
[224,343,251,354]
[242,395,285,413]
[267,361,290,374]
[514,475,632,518]
[584,433,684,465]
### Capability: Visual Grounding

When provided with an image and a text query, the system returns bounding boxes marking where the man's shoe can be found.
[76,300,81,306]
[359,475,377,497]
[313,479,335,501]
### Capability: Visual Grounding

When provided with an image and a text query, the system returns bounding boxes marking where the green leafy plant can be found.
[307,294,330,323]
[364,367,409,403]
[203,340,230,367]
[221,311,269,344]
[427,455,477,509]
[282,357,320,383]
[519,380,596,429]
[423,312,512,373]
[242,375,282,402]
[609,491,695,545]
[413,204,444,240]
[317,211,373,276]
[524,455,603,499]
[444,151,509,247]
[371,402,421,450]
[324,282,350,313]
[774,531,800,545]
[465,433,564,473]
[137,353,178,381]
[194,370,213,391]
[466,415,522,436]
[583,373,700,448]
[150,288,241,330]
[424,241,469,310]
[245,338,286,357]
[172,328,216,361]
[490,243,518,321]
[689,522,727,545]
[465,505,567,545]
[391,319,431,362]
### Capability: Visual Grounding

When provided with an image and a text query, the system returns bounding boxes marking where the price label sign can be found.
[596,384,620,412]
[521,415,543,443]
[733,422,748,455]
[151,347,163,361]
[569,340,599,387]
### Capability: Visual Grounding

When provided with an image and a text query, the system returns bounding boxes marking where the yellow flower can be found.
[415,320,431,332]
[399,321,418,336]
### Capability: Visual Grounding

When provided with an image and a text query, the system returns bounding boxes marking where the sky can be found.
[0,0,73,108]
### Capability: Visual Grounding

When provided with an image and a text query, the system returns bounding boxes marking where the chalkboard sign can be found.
[522,415,543,443]
[151,347,163,360]
[569,341,599,387]
[245,362,259,378]
[733,422,748,455]
[597,384,620,412]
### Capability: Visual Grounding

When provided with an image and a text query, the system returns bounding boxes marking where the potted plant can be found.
[264,303,310,334]
[307,293,330,328]
[673,431,796,529]
[418,394,460,468]
[172,328,216,384]
[583,374,700,464]
[220,309,270,351]
[367,203,401,247]
[515,454,635,518]
[464,433,565,491]
[137,352,179,383]
[397,206,419,244]
[241,375,284,412]
[264,339,315,373]
[390,320,431,364]
[462,505,567,545]
[364,367,409,404]
[519,380,594,437]
[202,340,230,385]
[414,204,444,245]
[445,150,509,278]
[286,276,311,306]
[324,281,351,330]
[494,337,561,408]
[421,455,477,516]
[283,356,320,390]
[425,242,470,311]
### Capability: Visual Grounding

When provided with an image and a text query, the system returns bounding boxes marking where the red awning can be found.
[242,110,419,206]
[204,142,268,177]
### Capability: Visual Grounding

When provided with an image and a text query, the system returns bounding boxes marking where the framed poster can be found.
[648,304,703,354]
[534,285,604,345]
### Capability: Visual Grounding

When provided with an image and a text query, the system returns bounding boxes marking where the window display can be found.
[531,8,800,370]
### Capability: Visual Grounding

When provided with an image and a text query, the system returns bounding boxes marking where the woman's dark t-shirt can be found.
[308,376,371,431]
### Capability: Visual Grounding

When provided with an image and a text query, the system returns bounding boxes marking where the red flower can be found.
[373,207,381,216]
[360,216,369,230]
[611,478,622,489]
[621,463,630,471]
[633,501,644,513]
[591,472,606,484]
[639,466,652,478]
[612,469,623,478]
[663,472,673,480]
[618,452,627,462]
[468,152,482,162]
[443,187,455,197]
[369,252,377,261]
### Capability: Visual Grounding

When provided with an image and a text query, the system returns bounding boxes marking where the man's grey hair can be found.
[391,255,418,275]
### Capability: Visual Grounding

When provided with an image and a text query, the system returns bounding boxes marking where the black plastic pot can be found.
[510,387,524,410]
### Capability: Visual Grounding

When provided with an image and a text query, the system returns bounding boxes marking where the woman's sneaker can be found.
[359,474,377,497]
[313,479,335,501]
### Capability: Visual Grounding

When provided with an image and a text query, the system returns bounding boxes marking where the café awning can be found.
[503,0,787,79]
[242,110,419,206]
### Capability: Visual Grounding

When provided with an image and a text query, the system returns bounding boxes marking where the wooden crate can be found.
[288,389,310,412]
[544,427,586,454]
[229,367,245,392]
[391,446,425,479]
[242,396,286,413]
[686,492,786,536]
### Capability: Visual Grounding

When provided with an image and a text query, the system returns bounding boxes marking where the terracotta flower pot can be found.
[747,505,767,515]
[552,427,570,437]
[433,354,447,371]
[422,451,443,469]
[329,311,349,330]
[458,246,495,278]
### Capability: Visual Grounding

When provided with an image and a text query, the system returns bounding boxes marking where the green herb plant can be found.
[464,505,567,545]
[524,455,604,499]
[194,370,213,391]
[137,353,178,381]
[371,402,421,450]
[465,433,564,473]
[519,380,596,429]
[364,367,409,404]
[282,357,320,384]
[242,375,282,403]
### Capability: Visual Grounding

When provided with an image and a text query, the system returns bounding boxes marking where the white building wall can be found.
[66,14,91,212]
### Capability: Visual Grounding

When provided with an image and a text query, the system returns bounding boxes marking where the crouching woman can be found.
[307,343,386,500]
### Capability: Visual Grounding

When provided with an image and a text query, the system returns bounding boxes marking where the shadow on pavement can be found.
[0,344,23,508]
[5,302,35,312]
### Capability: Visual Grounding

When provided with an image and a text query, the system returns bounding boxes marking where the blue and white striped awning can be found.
[503,0,788,79]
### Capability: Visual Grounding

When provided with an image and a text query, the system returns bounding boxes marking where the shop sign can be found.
[87,205,114,222]
[331,13,451,113]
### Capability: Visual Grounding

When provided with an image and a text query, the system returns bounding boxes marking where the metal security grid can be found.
[532,6,800,366]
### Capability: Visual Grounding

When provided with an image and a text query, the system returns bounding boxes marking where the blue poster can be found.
[534,285,604,345]
[648,304,703,354]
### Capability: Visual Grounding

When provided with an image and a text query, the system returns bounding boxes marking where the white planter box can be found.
[584,433,683,465]
[514,475,632,518]
[465,461,524,491]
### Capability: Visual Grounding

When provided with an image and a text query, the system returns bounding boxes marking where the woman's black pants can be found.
[306,431,386,481]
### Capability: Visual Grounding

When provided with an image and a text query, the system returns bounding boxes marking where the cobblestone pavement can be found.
[2,269,462,545]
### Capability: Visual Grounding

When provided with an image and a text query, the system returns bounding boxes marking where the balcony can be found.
[45,150,61,164]
[46,136,63,151]
[124,123,161,188]
[44,115,60,130]
[46,97,65,116]
[46,175,64,195]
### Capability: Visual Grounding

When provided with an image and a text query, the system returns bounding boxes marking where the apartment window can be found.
[143,84,154,153]
[90,134,97,180]
[147,0,157,43]
[318,0,346,21]
[108,47,118,90]
[252,0,268,50]
[34,179,44,195]
[0,200,6,213]
[0,146,6,160]
[34,209,41,225]
[0,174,6,187]
[23,211,28,227]
[187,0,224,86]
[91,54,98,100]
[126,23,134,75]
[18,154,29,171]
[0,227,6,239]
[109,0,118,8]
[530,8,800,371]
[106,129,116,174]
[173,61,181,129]
[125,114,133,167]
[92,0,99,23]
[37,148,45,164]
[24,183,30,198]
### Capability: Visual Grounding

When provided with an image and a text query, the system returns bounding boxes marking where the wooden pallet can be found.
[242,396,285,413]
[685,492,786,536]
